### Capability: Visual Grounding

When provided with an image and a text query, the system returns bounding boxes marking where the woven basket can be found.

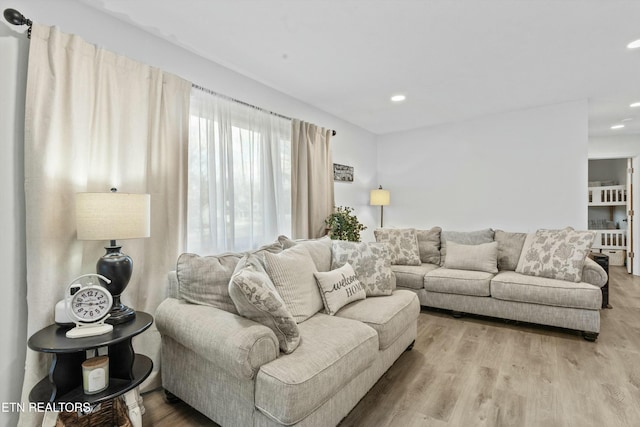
[56,397,132,427]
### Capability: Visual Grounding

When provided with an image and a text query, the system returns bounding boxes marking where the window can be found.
[187,90,291,254]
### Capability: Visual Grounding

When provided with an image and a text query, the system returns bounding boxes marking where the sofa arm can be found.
[582,257,607,288]
[156,298,279,380]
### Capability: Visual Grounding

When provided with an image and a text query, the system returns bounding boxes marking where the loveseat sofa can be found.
[377,227,607,341]
[156,237,420,427]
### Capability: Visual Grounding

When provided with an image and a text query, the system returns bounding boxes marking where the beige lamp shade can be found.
[370,187,390,206]
[76,192,151,240]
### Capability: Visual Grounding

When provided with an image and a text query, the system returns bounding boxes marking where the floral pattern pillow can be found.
[228,254,301,353]
[331,241,394,296]
[374,228,421,265]
[515,228,596,283]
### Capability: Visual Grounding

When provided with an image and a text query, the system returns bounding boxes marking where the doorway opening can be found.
[588,158,633,274]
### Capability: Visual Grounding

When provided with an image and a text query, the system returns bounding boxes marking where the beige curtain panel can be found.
[291,119,335,239]
[20,24,190,426]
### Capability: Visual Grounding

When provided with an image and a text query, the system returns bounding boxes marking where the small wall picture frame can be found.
[334,163,354,182]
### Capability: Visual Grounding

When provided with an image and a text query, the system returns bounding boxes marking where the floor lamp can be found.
[370,185,390,228]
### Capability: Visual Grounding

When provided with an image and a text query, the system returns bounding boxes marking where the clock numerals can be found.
[70,286,111,322]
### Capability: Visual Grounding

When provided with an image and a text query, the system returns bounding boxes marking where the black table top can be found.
[28,311,153,353]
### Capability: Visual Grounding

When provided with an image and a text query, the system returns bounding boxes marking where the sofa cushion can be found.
[491,271,602,310]
[425,268,493,297]
[331,241,394,296]
[495,230,527,271]
[444,241,498,273]
[229,254,301,354]
[336,290,420,349]
[255,314,378,425]
[440,228,495,266]
[177,253,242,314]
[263,245,323,323]
[516,228,596,283]
[314,263,366,315]
[277,235,332,272]
[176,243,282,314]
[416,227,442,265]
[374,228,422,265]
[391,263,439,290]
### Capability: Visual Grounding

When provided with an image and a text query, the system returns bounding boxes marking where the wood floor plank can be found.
[142,266,640,427]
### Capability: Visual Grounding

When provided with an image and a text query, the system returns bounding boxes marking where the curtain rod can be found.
[192,83,337,136]
[2,9,337,137]
[3,8,32,38]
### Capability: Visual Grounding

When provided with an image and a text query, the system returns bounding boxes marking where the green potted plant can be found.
[325,206,367,242]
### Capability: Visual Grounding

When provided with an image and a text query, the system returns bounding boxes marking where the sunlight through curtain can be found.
[188,89,292,254]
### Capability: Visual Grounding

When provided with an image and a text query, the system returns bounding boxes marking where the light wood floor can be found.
[141,266,640,427]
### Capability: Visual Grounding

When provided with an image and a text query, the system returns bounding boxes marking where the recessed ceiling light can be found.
[390,94,406,102]
[631,102,640,108]
[627,39,640,49]
[622,118,634,122]
[611,124,625,130]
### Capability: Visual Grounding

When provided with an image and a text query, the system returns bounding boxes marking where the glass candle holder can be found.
[82,355,109,394]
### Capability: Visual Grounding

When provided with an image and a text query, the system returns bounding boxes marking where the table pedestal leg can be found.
[41,410,59,427]
[124,388,142,427]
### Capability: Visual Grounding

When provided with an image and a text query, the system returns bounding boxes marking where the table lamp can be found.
[370,185,390,228]
[76,189,150,324]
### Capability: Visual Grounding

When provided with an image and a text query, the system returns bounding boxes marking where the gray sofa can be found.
[155,239,420,427]
[385,227,607,341]
[155,227,604,427]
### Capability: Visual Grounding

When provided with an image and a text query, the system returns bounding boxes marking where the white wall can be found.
[0,1,377,423]
[376,100,589,232]
[589,134,640,159]
[0,22,28,427]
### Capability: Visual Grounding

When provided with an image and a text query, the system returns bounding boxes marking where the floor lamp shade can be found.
[370,186,390,228]
[76,192,150,324]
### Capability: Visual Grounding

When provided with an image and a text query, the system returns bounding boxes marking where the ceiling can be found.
[77,0,640,136]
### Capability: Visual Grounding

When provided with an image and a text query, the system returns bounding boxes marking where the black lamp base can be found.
[97,244,136,325]
[106,302,136,325]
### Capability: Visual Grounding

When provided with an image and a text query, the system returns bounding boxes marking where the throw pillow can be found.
[494,230,527,271]
[331,241,394,296]
[229,254,300,353]
[444,241,498,274]
[277,235,332,272]
[314,263,366,315]
[516,228,596,283]
[374,228,421,265]
[177,253,242,314]
[263,245,323,323]
[416,227,442,265]
[440,228,495,266]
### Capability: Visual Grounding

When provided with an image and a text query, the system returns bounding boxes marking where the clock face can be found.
[70,286,113,323]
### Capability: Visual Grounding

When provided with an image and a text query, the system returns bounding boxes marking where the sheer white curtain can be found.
[20,24,190,426]
[188,89,292,254]
[292,119,335,239]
